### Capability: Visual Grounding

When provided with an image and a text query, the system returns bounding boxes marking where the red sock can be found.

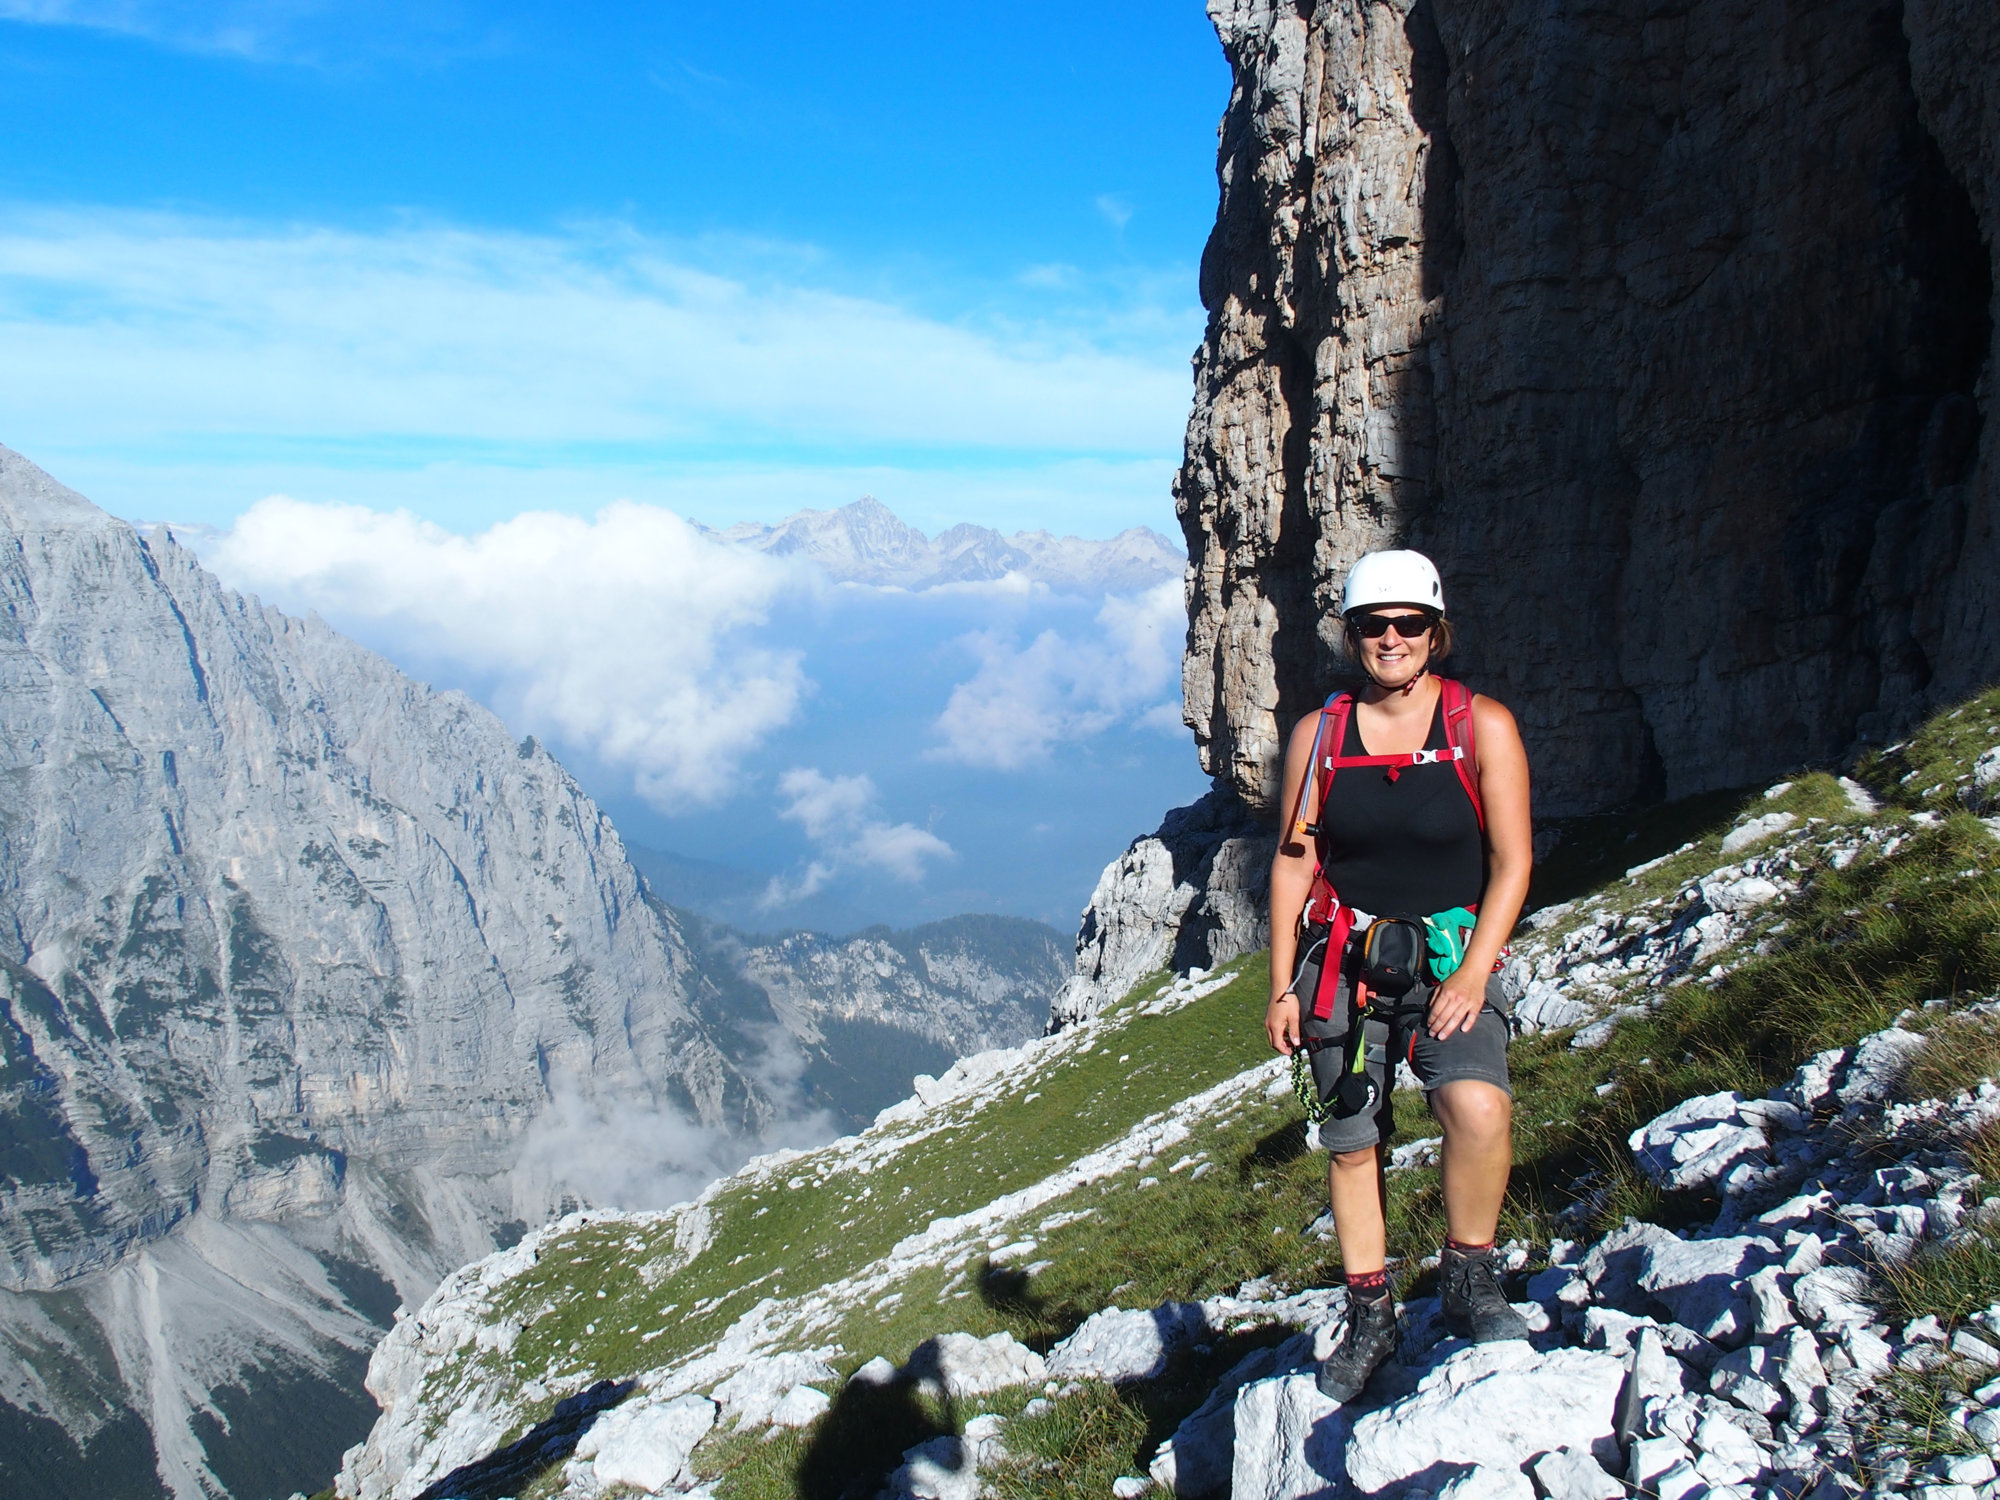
[1345,1268,1389,1300]
[1445,1236,1494,1255]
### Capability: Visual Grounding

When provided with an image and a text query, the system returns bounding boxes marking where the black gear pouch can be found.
[1358,916,1427,998]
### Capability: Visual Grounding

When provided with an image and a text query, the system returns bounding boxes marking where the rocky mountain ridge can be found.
[0,444,781,1500]
[673,910,1068,1130]
[709,497,1183,595]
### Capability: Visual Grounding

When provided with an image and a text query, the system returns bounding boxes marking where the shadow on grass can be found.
[794,1368,959,1500]
[412,1378,633,1500]
[976,1256,1050,1329]
[1246,1119,1310,1173]
[1528,787,1749,911]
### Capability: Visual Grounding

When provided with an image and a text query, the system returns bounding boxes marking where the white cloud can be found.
[931,577,1186,768]
[0,0,492,64]
[0,207,1190,458]
[513,1028,835,1212]
[761,768,952,907]
[202,496,803,806]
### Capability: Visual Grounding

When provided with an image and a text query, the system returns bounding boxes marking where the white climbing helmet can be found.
[1341,549,1444,616]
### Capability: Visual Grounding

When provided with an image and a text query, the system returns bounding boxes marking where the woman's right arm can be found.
[1266,711,1324,1055]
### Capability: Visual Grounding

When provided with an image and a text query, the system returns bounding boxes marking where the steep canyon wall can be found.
[1183,0,1998,821]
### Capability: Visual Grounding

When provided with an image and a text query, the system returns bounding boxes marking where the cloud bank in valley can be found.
[199,496,1189,812]
[206,496,804,804]
[931,578,1186,769]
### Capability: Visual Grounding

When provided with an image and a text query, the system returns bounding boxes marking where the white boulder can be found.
[1048,1303,1211,1384]
[1975,747,2000,795]
[1437,1467,1536,1500]
[1709,1346,1786,1416]
[771,1386,832,1428]
[1720,813,1796,855]
[1700,875,1783,913]
[882,1414,1009,1500]
[1836,1028,1924,1110]
[1530,1448,1625,1500]
[1629,1093,1771,1192]
[711,1350,840,1428]
[1636,1236,1779,1346]
[576,1394,717,1496]
[1150,1335,1313,1497]
[1229,1374,1350,1500]
[1693,1410,1768,1484]
[849,1355,899,1387]
[904,1331,1048,1397]
[1344,1344,1626,1492]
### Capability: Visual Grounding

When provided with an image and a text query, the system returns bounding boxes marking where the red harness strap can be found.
[1286,677,1485,1020]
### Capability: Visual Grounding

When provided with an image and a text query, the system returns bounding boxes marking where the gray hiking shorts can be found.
[1291,927,1513,1157]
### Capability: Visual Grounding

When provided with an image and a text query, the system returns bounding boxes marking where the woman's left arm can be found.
[1427,695,1533,1038]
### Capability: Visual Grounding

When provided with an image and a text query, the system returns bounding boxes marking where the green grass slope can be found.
[346,688,2000,1500]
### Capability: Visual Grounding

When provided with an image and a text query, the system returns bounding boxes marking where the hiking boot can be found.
[1440,1244,1529,1342]
[1316,1291,1399,1402]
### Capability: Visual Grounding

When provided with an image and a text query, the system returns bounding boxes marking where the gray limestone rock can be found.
[1344,1343,1627,1491]
[0,445,765,1497]
[1178,0,2000,823]
[1637,1237,1781,1346]
[1048,786,1273,1026]
[1046,1302,1212,1385]
[1531,1447,1626,1500]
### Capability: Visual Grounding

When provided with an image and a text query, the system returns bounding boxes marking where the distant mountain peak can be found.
[713,496,1183,594]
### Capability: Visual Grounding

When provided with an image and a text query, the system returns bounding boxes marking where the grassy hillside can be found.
[348,688,2000,1500]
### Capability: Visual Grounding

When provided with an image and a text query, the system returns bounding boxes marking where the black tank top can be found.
[1316,693,1485,916]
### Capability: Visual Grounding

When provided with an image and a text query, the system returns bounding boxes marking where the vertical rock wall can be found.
[1182,0,1999,820]
[1056,0,1999,1025]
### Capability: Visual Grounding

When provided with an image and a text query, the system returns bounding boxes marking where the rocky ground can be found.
[319,694,2000,1500]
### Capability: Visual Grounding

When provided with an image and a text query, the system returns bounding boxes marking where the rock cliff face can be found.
[1047,788,1273,1028]
[1181,0,1999,820]
[0,446,760,1499]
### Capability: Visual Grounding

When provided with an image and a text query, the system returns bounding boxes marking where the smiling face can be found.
[1348,606,1437,690]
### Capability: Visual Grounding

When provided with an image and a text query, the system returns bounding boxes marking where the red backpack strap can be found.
[1438,677,1485,831]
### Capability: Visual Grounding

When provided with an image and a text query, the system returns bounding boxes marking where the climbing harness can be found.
[1285,678,1485,1023]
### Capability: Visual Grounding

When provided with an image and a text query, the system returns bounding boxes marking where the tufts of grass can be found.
[1857,685,2000,816]
[1860,1360,1985,1463]
[1876,1235,2000,1331]
[1966,1118,2000,1186]
[986,1383,1153,1500]
[1901,1012,2000,1103]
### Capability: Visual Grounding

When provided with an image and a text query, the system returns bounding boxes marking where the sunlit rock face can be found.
[0,445,761,1498]
[1182,0,1998,820]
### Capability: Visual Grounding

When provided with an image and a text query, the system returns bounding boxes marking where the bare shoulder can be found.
[1464,696,1520,764]
[1469,693,1526,756]
[1469,693,1519,735]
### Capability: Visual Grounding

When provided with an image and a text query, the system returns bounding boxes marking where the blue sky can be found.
[0,1,1231,930]
[0,1,1229,535]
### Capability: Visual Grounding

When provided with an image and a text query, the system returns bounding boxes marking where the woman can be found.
[1265,549,1534,1402]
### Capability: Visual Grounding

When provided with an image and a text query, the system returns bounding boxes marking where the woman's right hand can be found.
[1266,992,1301,1055]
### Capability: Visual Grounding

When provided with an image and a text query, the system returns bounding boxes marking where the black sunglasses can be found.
[1349,610,1438,640]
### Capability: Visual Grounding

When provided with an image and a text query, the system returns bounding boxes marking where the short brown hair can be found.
[1341,611,1454,662]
